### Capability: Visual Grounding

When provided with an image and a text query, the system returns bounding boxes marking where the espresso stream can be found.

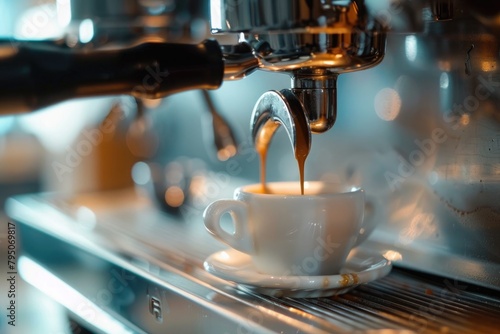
[257,143,307,195]
[254,97,311,195]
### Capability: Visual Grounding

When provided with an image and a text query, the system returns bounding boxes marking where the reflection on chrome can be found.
[383,250,403,262]
[18,256,136,334]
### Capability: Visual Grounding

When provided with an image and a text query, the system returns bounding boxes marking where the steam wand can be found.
[201,90,238,161]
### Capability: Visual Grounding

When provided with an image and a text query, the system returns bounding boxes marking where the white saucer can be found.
[204,248,392,298]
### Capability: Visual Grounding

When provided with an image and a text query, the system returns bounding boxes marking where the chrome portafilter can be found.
[211,0,387,160]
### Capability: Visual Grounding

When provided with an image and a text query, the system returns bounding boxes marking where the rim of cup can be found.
[237,181,363,198]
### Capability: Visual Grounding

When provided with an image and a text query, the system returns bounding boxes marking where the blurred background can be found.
[0,2,77,332]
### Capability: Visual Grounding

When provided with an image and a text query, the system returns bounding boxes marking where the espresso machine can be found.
[3,0,500,333]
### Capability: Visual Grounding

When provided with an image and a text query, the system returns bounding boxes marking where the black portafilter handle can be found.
[0,39,224,113]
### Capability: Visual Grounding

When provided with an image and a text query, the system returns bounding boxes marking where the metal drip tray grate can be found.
[262,268,500,333]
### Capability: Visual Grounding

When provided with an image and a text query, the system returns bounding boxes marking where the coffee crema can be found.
[245,184,311,196]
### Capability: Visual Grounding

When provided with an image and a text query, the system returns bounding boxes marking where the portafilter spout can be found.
[250,89,311,193]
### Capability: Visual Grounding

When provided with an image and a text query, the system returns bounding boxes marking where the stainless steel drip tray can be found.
[7,189,500,333]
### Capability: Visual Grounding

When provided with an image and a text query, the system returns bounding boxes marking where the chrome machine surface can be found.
[7,189,500,333]
[3,0,500,333]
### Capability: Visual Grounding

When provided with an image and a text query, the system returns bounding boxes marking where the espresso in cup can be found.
[204,181,373,276]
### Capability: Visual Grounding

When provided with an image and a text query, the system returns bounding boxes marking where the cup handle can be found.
[203,200,254,254]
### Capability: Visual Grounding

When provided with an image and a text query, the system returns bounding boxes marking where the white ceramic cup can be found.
[203,181,373,276]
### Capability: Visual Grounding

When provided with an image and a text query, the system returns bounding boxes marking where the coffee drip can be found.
[250,90,311,195]
[257,146,308,195]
